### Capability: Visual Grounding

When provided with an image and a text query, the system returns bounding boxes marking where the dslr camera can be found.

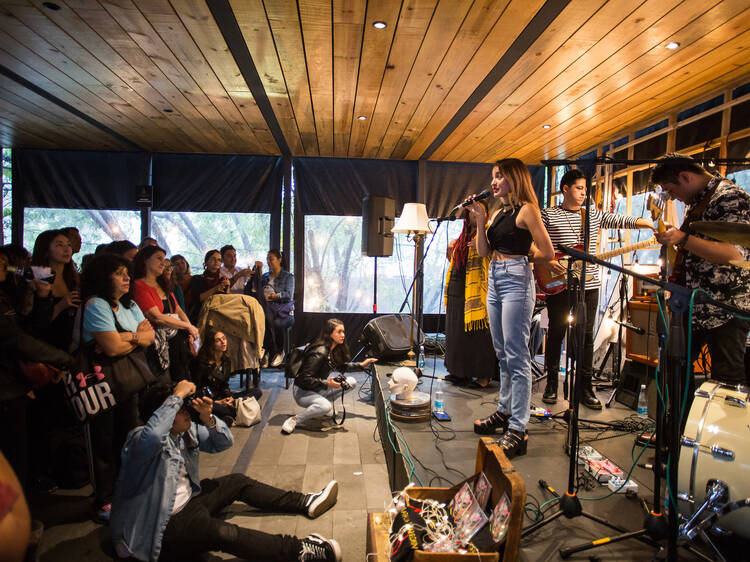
[333,374,351,391]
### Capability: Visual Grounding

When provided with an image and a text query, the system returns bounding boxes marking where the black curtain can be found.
[294,157,417,215]
[152,154,281,212]
[423,161,491,217]
[14,149,145,209]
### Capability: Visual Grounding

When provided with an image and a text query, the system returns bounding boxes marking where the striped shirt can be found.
[541,206,639,286]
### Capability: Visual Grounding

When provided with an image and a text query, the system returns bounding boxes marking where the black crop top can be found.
[486,206,533,255]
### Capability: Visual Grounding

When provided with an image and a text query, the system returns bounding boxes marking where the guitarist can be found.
[652,154,750,385]
[539,169,654,409]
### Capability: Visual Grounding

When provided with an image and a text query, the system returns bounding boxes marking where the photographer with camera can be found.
[110,379,342,562]
[282,319,377,434]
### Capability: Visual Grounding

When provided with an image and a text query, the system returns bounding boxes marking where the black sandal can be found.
[497,429,528,459]
[473,411,509,435]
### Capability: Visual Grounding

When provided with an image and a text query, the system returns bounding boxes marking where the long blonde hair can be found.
[494,158,539,208]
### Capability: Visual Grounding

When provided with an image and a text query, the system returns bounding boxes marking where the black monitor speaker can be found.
[362,196,395,257]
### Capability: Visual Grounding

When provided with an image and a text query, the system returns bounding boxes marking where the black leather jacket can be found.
[294,344,359,393]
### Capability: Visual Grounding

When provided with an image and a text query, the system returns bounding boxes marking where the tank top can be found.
[486,206,533,256]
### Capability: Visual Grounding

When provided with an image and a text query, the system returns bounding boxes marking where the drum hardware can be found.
[691,220,750,248]
[679,438,735,461]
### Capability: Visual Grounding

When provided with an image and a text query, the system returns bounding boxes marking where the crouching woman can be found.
[282,319,376,434]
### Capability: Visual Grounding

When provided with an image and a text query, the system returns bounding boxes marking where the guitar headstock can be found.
[647,188,666,222]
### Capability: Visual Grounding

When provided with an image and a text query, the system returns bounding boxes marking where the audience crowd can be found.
[0,231,349,562]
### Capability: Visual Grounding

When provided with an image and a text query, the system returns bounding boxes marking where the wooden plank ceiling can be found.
[0,0,748,163]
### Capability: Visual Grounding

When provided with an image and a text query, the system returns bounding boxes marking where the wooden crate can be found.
[366,438,526,561]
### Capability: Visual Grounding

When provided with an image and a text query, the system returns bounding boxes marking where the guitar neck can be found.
[596,236,657,260]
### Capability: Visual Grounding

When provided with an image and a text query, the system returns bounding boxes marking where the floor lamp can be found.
[392,202,431,367]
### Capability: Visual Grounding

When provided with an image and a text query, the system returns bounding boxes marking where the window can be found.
[23,208,141,256]
[2,149,11,244]
[634,134,667,160]
[151,211,271,272]
[303,215,462,314]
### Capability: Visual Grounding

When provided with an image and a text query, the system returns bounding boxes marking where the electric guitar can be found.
[534,237,659,295]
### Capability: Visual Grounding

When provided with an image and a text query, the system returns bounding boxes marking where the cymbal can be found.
[730,260,750,270]
[691,221,750,247]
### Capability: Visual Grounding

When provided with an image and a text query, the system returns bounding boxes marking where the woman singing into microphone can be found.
[468,159,554,458]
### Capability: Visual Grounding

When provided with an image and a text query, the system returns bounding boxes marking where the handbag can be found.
[64,343,117,423]
[234,396,261,427]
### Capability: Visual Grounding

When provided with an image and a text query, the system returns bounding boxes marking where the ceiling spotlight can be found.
[42,2,61,9]
[357,115,367,121]
[163,108,173,113]
[708,159,716,168]
[666,41,680,50]
[373,21,387,29]
[542,124,551,129]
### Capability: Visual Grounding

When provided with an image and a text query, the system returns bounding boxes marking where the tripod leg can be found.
[581,512,661,548]
[521,509,564,537]
[560,529,648,559]
[605,385,618,407]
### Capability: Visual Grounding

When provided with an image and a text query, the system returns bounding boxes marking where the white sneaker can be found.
[304,480,338,518]
[271,352,284,368]
[282,416,296,434]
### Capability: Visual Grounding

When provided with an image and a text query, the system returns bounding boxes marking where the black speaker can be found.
[615,360,651,411]
[360,314,425,360]
[362,196,395,257]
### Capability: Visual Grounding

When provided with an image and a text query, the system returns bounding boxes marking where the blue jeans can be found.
[486,257,535,432]
[293,376,356,424]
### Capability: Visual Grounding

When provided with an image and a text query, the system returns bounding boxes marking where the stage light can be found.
[373,21,387,29]
[567,314,574,323]
[666,41,680,50]
[542,124,551,129]
[708,159,716,167]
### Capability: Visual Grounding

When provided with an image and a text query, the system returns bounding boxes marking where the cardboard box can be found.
[366,438,526,561]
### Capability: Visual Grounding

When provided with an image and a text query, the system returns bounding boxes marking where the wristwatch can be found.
[206,415,216,428]
[131,331,139,343]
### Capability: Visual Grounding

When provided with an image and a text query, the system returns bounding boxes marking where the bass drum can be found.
[678,381,750,538]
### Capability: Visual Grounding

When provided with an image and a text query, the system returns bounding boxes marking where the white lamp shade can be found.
[392,203,431,234]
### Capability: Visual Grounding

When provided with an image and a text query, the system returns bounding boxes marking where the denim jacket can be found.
[110,395,233,561]
[261,270,294,302]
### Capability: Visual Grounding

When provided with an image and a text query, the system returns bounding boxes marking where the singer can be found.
[468,159,554,459]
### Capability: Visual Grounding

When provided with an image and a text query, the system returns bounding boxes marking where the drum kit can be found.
[563,220,750,560]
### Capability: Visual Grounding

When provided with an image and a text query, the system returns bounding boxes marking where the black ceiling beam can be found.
[419,0,571,161]
[0,64,143,151]
[207,0,290,156]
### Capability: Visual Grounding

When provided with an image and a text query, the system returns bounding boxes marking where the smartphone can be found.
[432,410,451,421]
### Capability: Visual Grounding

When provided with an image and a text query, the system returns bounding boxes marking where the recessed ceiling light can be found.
[666,41,680,50]
[42,2,61,10]
[357,115,367,121]
[373,21,387,29]
[163,108,173,113]
[542,124,551,129]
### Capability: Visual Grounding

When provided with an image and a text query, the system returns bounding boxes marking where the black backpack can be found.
[284,345,307,381]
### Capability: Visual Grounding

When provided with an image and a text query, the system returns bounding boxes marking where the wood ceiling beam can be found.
[418,0,570,160]
[0,62,141,151]
[207,0,289,155]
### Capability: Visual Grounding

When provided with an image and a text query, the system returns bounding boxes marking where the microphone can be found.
[450,189,492,215]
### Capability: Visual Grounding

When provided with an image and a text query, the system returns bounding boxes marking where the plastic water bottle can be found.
[434,381,444,413]
[637,384,648,418]
[417,344,425,368]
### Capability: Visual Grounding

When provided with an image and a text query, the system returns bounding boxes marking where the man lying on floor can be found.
[110,380,341,562]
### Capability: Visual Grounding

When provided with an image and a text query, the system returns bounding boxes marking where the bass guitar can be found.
[534,237,659,295]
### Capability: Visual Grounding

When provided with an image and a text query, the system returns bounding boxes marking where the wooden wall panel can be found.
[0,0,747,163]
[332,0,365,156]
[360,0,436,159]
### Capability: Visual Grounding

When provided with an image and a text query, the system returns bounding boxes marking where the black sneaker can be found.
[298,534,342,561]
[304,480,338,518]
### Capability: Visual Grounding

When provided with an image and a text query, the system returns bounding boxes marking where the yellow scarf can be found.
[445,245,489,332]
